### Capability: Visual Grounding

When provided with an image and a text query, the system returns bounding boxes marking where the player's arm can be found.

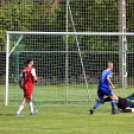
[107,76,115,89]
[33,76,38,82]
[31,68,38,82]
[19,72,23,89]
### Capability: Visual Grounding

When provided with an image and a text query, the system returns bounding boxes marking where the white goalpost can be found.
[6,31,132,106]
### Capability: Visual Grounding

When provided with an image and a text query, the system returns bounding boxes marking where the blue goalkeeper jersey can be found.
[99,69,112,89]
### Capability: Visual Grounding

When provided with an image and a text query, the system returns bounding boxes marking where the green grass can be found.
[1,103,134,134]
[1,84,134,102]
[1,84,134,133]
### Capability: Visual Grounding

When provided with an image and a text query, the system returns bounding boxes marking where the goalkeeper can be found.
[99,94,134,113]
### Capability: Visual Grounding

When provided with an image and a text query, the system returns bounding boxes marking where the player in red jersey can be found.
[16,59,38,116]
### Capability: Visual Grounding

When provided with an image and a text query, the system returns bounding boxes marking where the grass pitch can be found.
[1,103,134,134]
[1,84,134,134]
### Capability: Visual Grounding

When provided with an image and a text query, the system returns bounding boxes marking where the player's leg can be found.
[126,94,134,100]
[128,108,134,113]
[16,97,26,116]
[126,100,134,108]
[122,108,133,113]
[100,95,118,104]
[90,89,104,114]
[94,89,119,114]
[109,92,119,114]
[27,95,38,115]
[27,96,33,113]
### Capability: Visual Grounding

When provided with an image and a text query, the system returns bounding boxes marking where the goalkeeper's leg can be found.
[122,108,134,113]
[126,94,134,100]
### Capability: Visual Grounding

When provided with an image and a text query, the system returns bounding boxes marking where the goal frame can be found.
[5,31,133,106]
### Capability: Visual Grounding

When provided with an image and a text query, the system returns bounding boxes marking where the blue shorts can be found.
[98,88,113,99]
[126,100,134,108]
[126,94,134,108]
[126,94,134,100]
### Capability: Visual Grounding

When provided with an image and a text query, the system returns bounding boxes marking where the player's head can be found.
[26,59,33,67]
[107,61,113,70]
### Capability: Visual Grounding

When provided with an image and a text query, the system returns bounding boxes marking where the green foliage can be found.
[0,0,32,50]
[0,0,134,51]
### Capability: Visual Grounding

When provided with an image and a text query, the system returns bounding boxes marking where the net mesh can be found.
[0,0,134,105]
[7,34,134,104]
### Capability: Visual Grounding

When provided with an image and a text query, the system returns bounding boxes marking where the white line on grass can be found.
[42,112,134,116]
[0,128,133,134]
[0,128,54,132]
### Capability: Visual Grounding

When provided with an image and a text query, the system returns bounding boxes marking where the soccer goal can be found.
[5,31,134,106]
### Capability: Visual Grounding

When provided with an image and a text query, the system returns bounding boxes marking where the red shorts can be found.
[24,89,32,98]
[23,84,33,98]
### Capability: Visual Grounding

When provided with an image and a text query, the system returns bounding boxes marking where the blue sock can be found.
[92,101,101,110]
[111,100,116,112]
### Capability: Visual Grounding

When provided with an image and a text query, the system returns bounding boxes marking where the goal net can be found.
[5,31,134,105]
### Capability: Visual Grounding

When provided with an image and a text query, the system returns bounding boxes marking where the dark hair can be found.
[26,59,33,65]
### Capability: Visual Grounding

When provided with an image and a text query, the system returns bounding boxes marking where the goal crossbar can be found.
[6,31,134,36]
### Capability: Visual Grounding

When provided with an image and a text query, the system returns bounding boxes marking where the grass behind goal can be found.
[1,84,134,105]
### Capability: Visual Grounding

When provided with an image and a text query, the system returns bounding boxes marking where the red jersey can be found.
[22,66,33,91]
